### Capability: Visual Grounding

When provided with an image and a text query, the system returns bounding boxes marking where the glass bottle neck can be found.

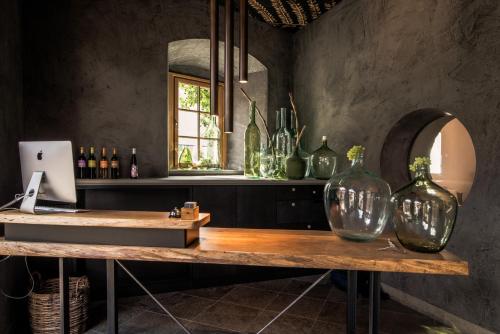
[322,138,328,147]
[350,155,364,168]
[249,101,256,123]
[275,110,280,130]
[280,108,286,128]
[414,166,432,182]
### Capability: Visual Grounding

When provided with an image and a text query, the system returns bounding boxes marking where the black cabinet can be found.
[236,186,276,228]
[193,186,236,227]
[84,188,190,211]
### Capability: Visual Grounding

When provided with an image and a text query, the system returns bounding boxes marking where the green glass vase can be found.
[178,146,193,169]
[324,150,391,241]
[286,147,306,180]
[244,101,261,178]
[311,136,338,180]
[390,165,458,253]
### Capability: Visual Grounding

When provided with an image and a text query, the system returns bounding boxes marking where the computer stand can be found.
[20,171,44,214]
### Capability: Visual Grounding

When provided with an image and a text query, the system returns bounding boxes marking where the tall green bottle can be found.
[244,101,261,178]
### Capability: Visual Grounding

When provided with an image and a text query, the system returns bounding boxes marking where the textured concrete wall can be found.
[293,0,500,331]
[0,0,23,331]
[22,0,292,176]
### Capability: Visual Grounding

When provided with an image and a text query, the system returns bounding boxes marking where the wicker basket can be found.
[29,276,90,334]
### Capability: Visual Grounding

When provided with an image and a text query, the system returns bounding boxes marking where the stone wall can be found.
[293,0,500,331]
[22,0,292,176]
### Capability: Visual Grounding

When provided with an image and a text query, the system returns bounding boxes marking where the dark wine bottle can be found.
[99,147,109,179]
[130,148,138,179]
[111,148,120,179]
[88,146,97,179]
[76,146,87,179]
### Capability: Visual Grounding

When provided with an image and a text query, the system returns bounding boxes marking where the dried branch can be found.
[289,92,302,148]
[296,125,306,147]
[239,87,272,147]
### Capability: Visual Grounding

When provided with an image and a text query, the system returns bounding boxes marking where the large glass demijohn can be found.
[324,146,391,241]
[391,157,458,253]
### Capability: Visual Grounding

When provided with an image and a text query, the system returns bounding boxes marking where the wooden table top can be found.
[0,210,211,230]
[0,227,468,275]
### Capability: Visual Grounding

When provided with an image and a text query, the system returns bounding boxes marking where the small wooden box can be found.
[181,206,199,220]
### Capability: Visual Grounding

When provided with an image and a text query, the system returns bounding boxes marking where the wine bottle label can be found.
[111,161,119,168]
[77,159,86,168]
[131,164,138,178]
[100,160,109,168]
[88,160,96,168]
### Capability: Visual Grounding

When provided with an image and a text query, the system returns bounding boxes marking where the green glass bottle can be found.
[311,136,338,179]
[178,146,193,169]
[244,101,261,178]
[391,158,458,253]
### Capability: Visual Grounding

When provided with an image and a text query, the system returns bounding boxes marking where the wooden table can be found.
[0,213,468,334]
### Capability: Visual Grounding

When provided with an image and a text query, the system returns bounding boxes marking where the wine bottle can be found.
[99,147,109,179]
[76,146,87,179]
[130,148,138,179]
[88,146,97,179]
[111,148,120,179]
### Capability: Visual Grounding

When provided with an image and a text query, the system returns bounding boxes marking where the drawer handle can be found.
[292,187,296,192]
[291,202,296,207]
[307,224,311,229]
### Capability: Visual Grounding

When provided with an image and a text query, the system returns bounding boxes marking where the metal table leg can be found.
[347,270,358,334]
[369,271,381,334]
[107,259,118,334]
[58,258,70,334]
[115,260,192,334]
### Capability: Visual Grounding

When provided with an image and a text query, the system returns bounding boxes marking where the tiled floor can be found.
[85,275,456,334]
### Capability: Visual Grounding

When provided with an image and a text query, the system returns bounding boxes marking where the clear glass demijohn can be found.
[324,146,391,241]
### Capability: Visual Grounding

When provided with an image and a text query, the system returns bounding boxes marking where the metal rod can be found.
[347,270,358,334]
[59,258,70,334]
[369,271,381,334]
[210,0,219,116]
[239,0,248,83]
[224,0,234,133]
[256,269,332,334]
[106,260,118,334]
[115,260,192,334]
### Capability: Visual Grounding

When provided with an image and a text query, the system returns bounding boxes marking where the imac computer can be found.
[19,141,80,214]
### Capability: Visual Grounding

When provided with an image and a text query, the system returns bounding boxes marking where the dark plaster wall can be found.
[22,0,292,177]
[293,0,500,331]
[0,0,24,332]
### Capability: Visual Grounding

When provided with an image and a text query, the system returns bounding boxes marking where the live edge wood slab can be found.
[0,210,211,229]
[0,225,468,275]
[0,210,211,248]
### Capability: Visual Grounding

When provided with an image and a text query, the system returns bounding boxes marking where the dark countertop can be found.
[76,176,328,189]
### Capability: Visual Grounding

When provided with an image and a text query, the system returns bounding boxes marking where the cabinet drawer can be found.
[276,200,305,224]
[276,185,324,200]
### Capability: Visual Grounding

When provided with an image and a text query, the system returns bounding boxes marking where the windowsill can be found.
[168,169,243,176]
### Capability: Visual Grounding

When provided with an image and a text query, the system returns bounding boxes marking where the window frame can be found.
[168,72,226,170]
